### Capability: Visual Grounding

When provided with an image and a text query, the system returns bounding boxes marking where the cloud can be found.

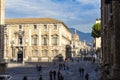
[5,0,100,33]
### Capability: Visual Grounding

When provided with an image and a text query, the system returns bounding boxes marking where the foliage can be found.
[91,23,101,38]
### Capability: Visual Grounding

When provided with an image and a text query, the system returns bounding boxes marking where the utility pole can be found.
[0,0,6,75]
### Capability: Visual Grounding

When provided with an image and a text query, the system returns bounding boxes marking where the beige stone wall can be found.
[4,19,72,62]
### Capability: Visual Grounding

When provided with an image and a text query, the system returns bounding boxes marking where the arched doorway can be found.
[17,50,23,62]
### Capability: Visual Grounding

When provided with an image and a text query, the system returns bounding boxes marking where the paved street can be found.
[6,59,100,80]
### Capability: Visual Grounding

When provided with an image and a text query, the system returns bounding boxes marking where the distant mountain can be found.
[69,28,93,43]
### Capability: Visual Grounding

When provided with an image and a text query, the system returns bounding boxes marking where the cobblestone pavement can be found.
[6,60,100,80]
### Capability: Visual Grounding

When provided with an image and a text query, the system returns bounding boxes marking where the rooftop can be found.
[5,18,62,24]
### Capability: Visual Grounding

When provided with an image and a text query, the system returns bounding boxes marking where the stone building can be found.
[71,30,90,57]
[4,18,72,62]
[101,0,120,80]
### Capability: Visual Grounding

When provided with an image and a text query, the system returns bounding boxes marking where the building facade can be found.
[101,0,120,80]
[4,18,72,62]
[71,30,90,57]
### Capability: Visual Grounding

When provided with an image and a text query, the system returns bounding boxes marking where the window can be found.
[42,50,48,57]
[32,35,38,45]
[19,25,22,29]
[73,45,75,48]
[53,24,57,30]
[42,35,48,45]
[52,35,58,45]
[44,25,47,29]
[18,36,22,44]
[52,37,58,45]
[33,37,38,45]
[43,37,47,45]
[34,25,37,29]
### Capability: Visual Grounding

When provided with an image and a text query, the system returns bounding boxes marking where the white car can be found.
[0,75,12,80]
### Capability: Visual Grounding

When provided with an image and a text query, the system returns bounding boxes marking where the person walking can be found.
[57,70,61,80]
[79,67,82,76]
[23,76,27,80]
[60,75,64,80]
[49,70,53,80]
[81,68,84,76]
[85,73,89,80]
[38,65,42,72]
[53,70,56,80]
[39,75,43,80]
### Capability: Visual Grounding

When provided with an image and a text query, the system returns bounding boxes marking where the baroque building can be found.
[71,30,90,57]
[4,18,72,62]
[101,0,120,80]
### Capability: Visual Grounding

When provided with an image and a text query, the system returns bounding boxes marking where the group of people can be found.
[36,64,42,72]
[49,70,64,80]
[79,67,85,76]
[79,67,89,80]
[58,62,69,70]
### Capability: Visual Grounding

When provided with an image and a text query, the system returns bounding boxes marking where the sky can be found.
[5,0,100,33]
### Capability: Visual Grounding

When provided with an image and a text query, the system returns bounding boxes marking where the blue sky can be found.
[5,0,100,33]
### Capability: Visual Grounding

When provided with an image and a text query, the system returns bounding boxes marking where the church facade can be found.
[4,18,72,62]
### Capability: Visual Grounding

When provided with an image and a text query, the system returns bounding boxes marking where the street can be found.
[6,59,100,80]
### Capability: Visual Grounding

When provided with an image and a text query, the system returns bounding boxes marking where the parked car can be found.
[0,75,12,80]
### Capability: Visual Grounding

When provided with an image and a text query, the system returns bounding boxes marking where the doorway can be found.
[17,50,23,62]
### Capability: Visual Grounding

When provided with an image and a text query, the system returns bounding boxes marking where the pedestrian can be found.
[85,73,89,80]
[57,70,61,80]
[60,75,64,80]
[81,68,84,76]
[79,67,82,76]
[38,65,42,71]
[39,75,43,80]
[36,64,38,69]
[63,63,65,70]
[49,70,53,80]
[66,66,69,70]
[23,76,27,80]
[92,57,95,63]
[53,70,56,80]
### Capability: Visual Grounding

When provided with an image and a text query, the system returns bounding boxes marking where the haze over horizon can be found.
[5,0,100,33]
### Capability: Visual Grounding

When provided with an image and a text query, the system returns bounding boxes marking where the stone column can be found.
[0,0,6,75]
[112,1,120,80]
